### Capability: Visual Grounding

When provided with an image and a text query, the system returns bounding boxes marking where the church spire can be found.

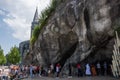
[33,7,39,23]
[31,7,39,37]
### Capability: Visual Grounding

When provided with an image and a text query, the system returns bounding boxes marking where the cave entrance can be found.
[58,41,78,67]
[57,31,78,69]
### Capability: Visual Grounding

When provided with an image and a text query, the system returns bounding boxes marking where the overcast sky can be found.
[0,0,50,55]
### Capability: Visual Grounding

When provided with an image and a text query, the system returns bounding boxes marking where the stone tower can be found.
[31,8,39,37]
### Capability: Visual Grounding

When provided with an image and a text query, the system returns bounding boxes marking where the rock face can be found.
[26,0,120,74]
[19,40,30,64]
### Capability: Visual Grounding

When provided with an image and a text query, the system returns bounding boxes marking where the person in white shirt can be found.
[96,62,101,75]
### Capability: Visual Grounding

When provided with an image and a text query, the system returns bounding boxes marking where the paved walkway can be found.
[23,76,120,80]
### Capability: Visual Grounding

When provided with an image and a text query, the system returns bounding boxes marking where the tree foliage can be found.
[7,46,20,64]
[0,46,6,65]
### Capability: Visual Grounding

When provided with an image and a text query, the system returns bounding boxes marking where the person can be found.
[21,65,25,72]
[36,65,39,76]
[40,66,43,76]
[30,64,33,78]
[56,63,61,77]
[85,63,91,76]
[50,64,54,77]
[77,63,82,77]
[96,62,101,75]
[25,65,28,77]
[39,65,41,77]
[2,69,9,80]
[0,70,2,80]
[68,63,72,78]
[91,64,97,76]
[103,62,107,76]
[15,69,18,78]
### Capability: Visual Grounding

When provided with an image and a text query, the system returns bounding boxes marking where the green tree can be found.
[0,46,6,65]
[7,46,20,64]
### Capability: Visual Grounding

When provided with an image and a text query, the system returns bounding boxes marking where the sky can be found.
[0,0,50,55]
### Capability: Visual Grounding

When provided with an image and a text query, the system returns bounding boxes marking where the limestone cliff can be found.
[25,0,120,74]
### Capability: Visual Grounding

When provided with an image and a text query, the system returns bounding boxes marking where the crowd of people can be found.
[71,62,112,77]
[0,61,112,80]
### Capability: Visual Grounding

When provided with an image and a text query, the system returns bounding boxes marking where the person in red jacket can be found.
[77,63,82,77]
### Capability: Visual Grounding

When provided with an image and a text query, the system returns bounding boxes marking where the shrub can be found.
[30,26,40,44]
